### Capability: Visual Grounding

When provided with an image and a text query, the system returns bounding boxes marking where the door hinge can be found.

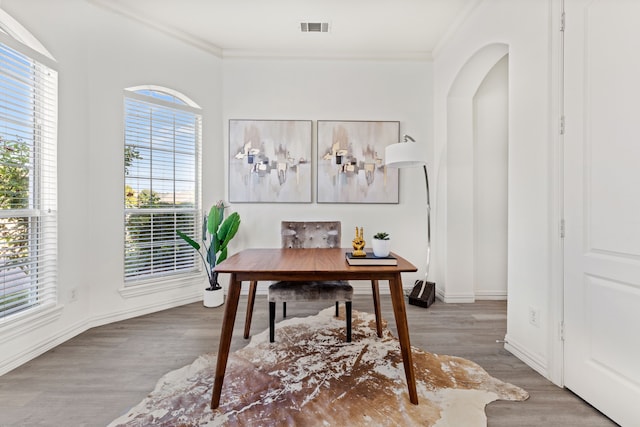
[560,321,565,341]
[560,12,565,32]
[560,115,565,135]
[560,219,566,238]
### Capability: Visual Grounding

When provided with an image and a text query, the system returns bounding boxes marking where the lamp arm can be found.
[424,164,431,280]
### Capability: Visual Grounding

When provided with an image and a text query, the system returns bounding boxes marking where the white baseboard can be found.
[0,304,64,344]
[0,315,88,376]
[504,333,548,379]
[474,290,507,300]
[434,288,506,302]
[0,292,201,377]
[89,292,201,329]
[436,287,476,303]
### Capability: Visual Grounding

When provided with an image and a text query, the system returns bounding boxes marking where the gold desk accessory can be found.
[351,226,366,257]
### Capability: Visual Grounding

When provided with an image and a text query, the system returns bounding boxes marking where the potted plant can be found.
[177,200,241,307]
[372,232,391,257]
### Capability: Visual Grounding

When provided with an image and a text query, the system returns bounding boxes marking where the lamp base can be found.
[408,280,435,308]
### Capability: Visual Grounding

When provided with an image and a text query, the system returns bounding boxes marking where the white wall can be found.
[222,58,433,293]
[0,0,562,388]
[434,0,560,382]
[0,0,223,375]
[474,55,508,298]
[0,1,433,374]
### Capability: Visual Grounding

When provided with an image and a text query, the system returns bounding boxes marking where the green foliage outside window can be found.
[123,89,200,282]
[0,136,32,311]
[123,148,196,279]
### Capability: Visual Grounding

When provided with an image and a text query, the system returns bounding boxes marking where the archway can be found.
[444,43,509,302]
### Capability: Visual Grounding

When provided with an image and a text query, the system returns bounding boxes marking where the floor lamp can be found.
[385,135,435,307]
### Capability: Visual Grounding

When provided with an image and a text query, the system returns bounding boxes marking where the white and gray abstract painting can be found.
[317,120,399,203]
[229,120,312,203]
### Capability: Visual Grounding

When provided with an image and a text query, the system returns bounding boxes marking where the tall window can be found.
[124,87,201,284]
[0,36,58,319]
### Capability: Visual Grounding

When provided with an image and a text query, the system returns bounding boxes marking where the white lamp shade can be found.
[385,142,426,168]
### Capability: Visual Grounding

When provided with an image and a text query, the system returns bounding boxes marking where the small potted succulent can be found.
[177,200,241,307]
[372,232,391,257]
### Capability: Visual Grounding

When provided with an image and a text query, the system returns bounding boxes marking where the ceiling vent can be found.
[300,22,329,33]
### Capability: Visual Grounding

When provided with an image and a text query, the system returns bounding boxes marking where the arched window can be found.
[0,12,58,319]
[123,86,202,283]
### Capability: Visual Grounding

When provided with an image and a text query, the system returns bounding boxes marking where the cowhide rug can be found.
[109,307,528,426]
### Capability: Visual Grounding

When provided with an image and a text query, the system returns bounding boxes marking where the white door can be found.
[564,1,640,426]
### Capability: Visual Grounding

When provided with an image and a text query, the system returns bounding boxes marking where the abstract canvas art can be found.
[229,120,312,203]
[317,120,400,203]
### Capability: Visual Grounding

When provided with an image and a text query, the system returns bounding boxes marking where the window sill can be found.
[0,303,64,344]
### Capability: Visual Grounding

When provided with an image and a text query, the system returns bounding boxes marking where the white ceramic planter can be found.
[372,239,391,257]
[203,288,224,307]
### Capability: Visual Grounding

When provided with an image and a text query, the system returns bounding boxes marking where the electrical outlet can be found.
[69,288,78,302]
[528,306,539,327]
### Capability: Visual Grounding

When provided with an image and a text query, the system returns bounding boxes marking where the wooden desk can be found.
[210,248,419,409]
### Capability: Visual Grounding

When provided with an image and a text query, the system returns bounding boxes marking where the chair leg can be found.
[282,301,287,318]
[269,301,276,343]
[346,301,352,343]
[371,280,383,338]
[243,280,258,339]
[335,301,339,317]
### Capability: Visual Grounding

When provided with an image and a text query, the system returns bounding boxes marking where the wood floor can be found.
[0,296,617,426]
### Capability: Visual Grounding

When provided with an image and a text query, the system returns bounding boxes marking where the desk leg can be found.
[243,280,257,339]
[389,272,418,405]
[211,273,241,409]
[371,280,383,338]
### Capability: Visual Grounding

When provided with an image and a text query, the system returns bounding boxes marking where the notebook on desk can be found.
[345,251,398,266]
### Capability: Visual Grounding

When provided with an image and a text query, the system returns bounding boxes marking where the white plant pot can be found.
[372,239,391,257]
[203,287,224,308]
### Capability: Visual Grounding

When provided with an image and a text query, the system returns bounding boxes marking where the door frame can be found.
[548,0,566,387]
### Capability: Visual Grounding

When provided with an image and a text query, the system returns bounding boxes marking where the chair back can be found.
[281,221,341,249]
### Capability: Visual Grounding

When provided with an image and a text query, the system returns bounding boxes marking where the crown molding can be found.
[222,49,433,62]
[432,0,483,58]
[87,0,224,57]
[87,0,433,62]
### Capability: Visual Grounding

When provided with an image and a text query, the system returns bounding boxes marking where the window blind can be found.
[0,41,58,319]
[123,90,201,283]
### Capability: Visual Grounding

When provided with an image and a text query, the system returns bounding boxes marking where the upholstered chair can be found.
[268,221,352,342]
[242,221,383,343]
